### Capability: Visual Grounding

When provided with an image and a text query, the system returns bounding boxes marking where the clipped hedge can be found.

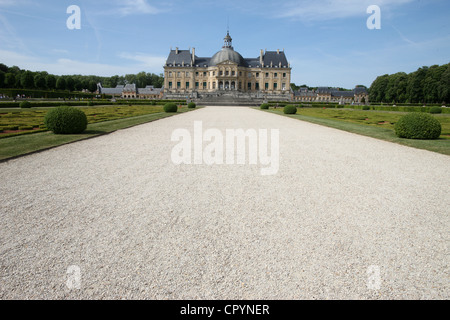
[188,102,196,109]
[284,105,297,114]
[430,107,442,114]
[164,103,178,113]
[20,101,32,109]
[44,106,88,134]
[395,113,442,140]
[260,103,269,110]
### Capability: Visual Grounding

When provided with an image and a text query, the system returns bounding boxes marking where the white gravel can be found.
[0,106,449,300]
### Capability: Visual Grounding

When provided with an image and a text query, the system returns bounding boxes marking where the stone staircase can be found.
[196,92,263,107]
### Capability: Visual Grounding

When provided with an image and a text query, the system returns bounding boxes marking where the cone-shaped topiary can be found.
[284,105,297,114]
[260,103,269,110]
[164,103,178,113]
[188,102,196,109]
[44,106,88,134]
[395,113,441,140]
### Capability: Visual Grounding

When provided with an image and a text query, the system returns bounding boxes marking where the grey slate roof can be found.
[263,51,289,68]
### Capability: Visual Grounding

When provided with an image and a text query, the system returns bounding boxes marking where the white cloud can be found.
[0,49,166,76]
[116,0,160,16]
[118,52,166,68]
[278,0,413,21]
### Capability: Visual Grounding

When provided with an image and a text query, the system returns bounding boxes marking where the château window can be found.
[265,83,269,90]
[265,73,269,78]
[203,82,207,88]
[274,73,278,78]
[169,82,173,89]
[177,82,181,89]
[283,73,287,78]
[195,82,199,88]
[232,71,235,76]
[169,72,172,77]
[186,82,190,89]
[274,83,278,89]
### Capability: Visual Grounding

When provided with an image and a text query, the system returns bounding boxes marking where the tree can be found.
[46,74,57,90]
[4,73,16,88]
[0,63,8,73]
[88,80,98,93]
[0,71,5,88]
[56,77,66,91]
[34,73,46,89]
[65,76,75,91]
[439,64,450,104]
[20,71,35,89]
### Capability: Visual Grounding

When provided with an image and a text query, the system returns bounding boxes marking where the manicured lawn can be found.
[0,105,196,161]
[0,105,174,138]
[260,107,450,156]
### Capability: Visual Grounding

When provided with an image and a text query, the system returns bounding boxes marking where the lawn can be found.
[0,105,175,138]
[260,107,450,156]
[0,105,196,161]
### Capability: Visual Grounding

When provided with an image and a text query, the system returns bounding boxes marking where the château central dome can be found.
[210,47,248,67]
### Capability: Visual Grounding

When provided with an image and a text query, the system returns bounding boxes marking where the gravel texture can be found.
[0,106,449,300]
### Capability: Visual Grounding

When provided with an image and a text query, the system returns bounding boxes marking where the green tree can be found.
[20,71,35,89]
[0,71,5,88]
[46,74,57,90]
[56,77,66,91]
[4,73,16,88]
[88,80,98,93]
[0,63,8,73]
[34,74,46,89]
[439,64,450,104]
[65,76,75,91]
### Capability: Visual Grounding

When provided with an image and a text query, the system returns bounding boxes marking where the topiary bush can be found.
[44,106,88,134]
[284,105,297,114]
[188,102,196,109]
[430,107,442,114]
[20,101,32,109]
[164,103,178,113]
[395,113,441,140]
[260,103,269,110]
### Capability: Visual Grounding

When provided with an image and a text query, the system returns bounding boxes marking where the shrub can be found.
[164,103,178,113]
[44,106,88,134]
[430,107,442,114]
[260,103,269,110]
[284,105,297,114]
[395,113,441,140]
[87,101,94,106]
[188,102,196,109]
[362,106,370,110]
[19,126,34,130]
[20,101,32,109]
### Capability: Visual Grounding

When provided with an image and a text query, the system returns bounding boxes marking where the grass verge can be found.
[259,108,450,156]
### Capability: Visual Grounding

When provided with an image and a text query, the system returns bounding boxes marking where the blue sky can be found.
[0,0,449,88]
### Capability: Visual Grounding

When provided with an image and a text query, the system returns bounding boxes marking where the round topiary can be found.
[44,106,88,134]
[188,102,196,109]
[430,107,442,114]
[164,103,178,113]
[395,113,441,140]
[284,105,297,115]
[20,101,32,109]
[260,103,269,110]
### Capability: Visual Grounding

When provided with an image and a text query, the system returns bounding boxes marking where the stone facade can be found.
[164,32,292,101]
[293,87,369,104]
[98,83,164,100]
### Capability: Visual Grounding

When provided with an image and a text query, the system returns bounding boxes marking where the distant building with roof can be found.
[97,83,164,100]
[293,86,369,104]
[163,31,292,101]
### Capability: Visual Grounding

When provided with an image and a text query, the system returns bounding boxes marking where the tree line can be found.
[0,63,164,93]
[369,63,450,104]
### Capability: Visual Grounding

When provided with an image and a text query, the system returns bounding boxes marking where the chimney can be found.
[277,49,280,54]
[192,47,195,65]
[175,47,179,54]
[260,49,263,65]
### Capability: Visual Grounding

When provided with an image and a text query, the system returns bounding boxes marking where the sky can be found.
[0,0,449,88]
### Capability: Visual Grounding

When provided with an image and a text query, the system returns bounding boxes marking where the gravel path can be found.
[0,107,449,300]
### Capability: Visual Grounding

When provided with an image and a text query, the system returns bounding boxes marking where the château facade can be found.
[163,32,292,101]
